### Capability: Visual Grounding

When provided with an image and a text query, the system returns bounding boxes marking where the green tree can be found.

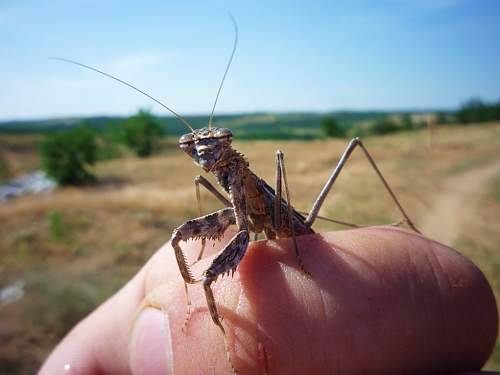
[40,125,97,185]
[454,98,500,124]
[123,109,164,157]
[366,118,399,135]
[95,120,125,161]
[456,98,487,123]
[435,112,448,125]
[400,114,413,130]
[321,115,345,138]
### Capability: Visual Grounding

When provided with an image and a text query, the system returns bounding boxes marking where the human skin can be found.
[39,227,498,374]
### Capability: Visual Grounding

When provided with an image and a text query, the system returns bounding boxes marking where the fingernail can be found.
[130,308,173,375]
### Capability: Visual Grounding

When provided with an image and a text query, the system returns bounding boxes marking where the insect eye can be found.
[179,133,194,145]
[216,128,232,138]
[213,128,232,142]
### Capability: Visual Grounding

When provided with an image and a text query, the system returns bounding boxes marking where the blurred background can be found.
[1,0,499,373]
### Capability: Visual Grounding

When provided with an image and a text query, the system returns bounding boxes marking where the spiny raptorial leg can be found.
[202,229,249,332]
[275,150,310,275]
[171,208,235,330]
[202,229,249,372]
[305,137,420,232]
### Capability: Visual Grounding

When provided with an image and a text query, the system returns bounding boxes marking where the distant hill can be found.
[0,111,400,140]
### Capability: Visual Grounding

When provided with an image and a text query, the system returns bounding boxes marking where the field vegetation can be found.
[0,117,499,373]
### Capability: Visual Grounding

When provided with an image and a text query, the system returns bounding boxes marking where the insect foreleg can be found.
[202,229,249,373]
[171,208,235,330]
[305,137,420,233]
[172,207,235,283]
[202,230,250,332]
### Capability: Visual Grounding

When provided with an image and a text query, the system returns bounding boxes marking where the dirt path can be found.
[419,161,500,246]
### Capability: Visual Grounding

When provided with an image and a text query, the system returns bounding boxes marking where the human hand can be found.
[39,227,498,374]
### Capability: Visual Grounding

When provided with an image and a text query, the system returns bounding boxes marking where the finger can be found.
[132,227,498,374]
[38,232,235,375]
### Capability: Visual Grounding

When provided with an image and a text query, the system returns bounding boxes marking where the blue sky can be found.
[1,0,499,120]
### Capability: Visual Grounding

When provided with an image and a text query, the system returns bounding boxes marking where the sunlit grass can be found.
[453,171,500,369]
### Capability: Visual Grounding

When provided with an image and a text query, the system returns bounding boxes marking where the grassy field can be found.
[0,122,499,373]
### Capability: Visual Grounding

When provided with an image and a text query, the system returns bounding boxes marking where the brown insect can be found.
[52,16,420,372]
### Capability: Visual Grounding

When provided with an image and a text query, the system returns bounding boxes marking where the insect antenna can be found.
[49,56,195,132]
[207,13,238,129]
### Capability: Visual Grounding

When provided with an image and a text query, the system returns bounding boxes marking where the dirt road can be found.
[419,161,500,246]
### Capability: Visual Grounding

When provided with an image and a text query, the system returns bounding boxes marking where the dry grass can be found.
[0,122,499,373]
[454,171,500,369]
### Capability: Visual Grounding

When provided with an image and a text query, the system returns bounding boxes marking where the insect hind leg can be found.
[305,137,420,233]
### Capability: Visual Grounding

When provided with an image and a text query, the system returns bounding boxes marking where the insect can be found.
[52,16,420,372]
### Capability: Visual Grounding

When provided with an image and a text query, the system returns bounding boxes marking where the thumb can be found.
[129,306,175,375]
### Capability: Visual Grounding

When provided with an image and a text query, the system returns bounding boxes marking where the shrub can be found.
[400,114,413,130]
[366,118,400,135]
[39,125,97,185]
[95,122,124,161]
[321,115,345,138]
[123,109,164,157]
[435,111,449,125]
[455,98,500,124]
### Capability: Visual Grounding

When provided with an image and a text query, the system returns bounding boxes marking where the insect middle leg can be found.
[193,175,232,262]
[195,175,231,210]
[274,150,310,275]
[171,207,235,328]
[305,137,420,232]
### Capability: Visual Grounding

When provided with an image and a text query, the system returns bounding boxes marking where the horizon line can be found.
[0,106,462,124]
